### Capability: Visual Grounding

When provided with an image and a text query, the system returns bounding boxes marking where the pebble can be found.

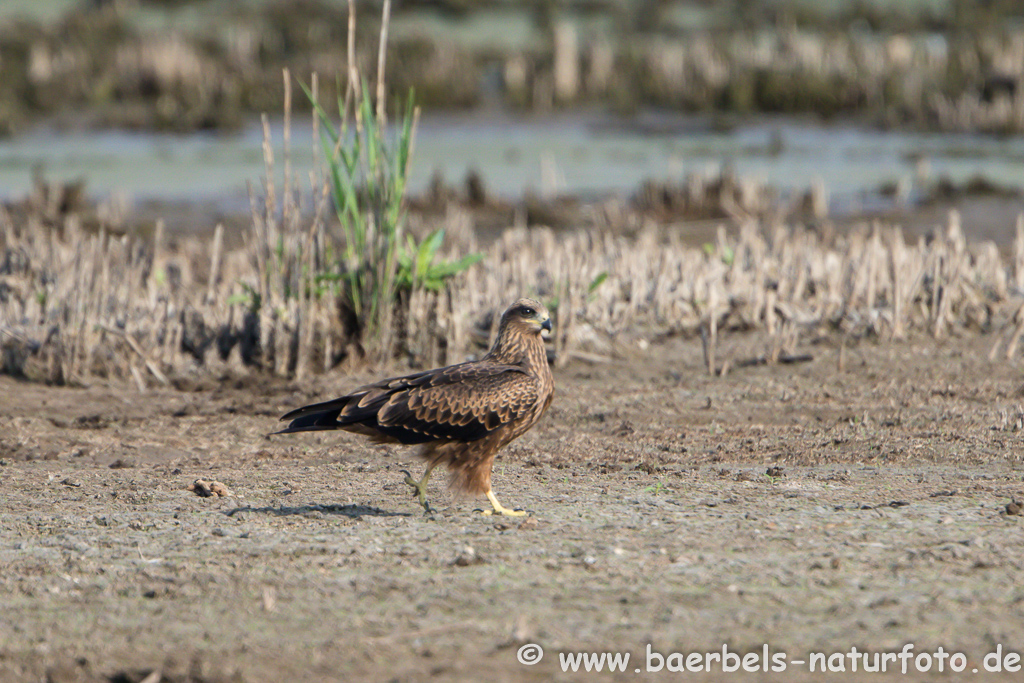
[453,546,482,566]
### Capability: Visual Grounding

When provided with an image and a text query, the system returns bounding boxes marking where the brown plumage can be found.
[277,298,554,516]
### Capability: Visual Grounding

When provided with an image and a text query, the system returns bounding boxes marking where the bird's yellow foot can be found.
[481,490,528,517]
[401,467,435,513]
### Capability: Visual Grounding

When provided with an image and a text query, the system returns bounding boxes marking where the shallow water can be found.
[1,112,1021,214]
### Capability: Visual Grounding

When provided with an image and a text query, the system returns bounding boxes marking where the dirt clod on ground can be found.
[187,479,233,498]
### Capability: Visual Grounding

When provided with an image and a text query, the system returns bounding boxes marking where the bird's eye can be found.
[520,307,535,316]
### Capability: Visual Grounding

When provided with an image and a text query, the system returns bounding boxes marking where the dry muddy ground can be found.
[1,331,1024,682]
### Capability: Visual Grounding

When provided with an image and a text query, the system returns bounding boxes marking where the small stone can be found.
[452,546,483,567]
[209,481,232,497]
[613,421,635,437]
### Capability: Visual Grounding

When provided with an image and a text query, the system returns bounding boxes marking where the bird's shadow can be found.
[224,503,411,519]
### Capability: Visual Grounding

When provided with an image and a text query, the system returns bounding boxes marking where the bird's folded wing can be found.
[375,363,539,442]
[278,362,539,443]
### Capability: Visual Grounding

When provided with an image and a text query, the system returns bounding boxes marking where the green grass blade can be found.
[298,77,339,142]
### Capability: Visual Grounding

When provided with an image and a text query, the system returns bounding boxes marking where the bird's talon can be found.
[403,466,435,512]
[479,508,528,517]
[483,490,527,516]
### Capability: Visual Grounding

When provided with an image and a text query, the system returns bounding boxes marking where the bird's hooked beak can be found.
[541,318,552,332]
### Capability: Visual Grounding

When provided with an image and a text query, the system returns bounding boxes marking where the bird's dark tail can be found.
[275,398,349,434]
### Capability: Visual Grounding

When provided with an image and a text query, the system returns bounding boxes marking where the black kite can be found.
[277,299,555,516]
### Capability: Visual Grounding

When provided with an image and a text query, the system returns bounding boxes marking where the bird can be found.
[277,298,555,516]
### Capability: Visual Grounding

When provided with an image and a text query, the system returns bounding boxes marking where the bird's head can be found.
[502,298,552,336]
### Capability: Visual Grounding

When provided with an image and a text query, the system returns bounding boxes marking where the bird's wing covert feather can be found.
[374,362,539,442]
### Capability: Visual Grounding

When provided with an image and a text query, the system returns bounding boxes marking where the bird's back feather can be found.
[277,361,537,445]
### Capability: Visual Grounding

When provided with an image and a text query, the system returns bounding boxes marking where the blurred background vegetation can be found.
[3,0,1024,380]
[2,0,1024,135]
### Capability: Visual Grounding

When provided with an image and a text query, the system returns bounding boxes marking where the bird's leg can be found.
[402,465,436,513]
[482,490,527,517]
